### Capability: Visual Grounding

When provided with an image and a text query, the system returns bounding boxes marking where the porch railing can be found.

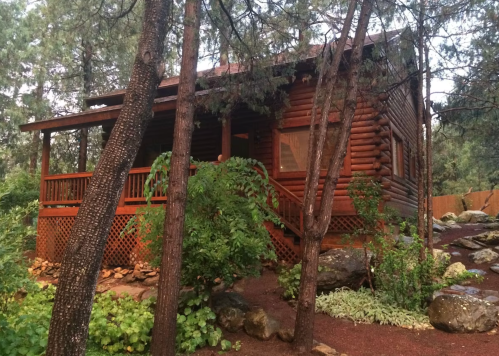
[41,165,198,207]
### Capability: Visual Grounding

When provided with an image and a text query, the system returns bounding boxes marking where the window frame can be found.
[272,125,351,179]
[390,125,405,180]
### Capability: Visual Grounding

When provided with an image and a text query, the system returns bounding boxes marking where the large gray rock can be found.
[217,307,245,332]
[451,237,483,250]
[490,264,499,274]
[443,262,467,279]
[445,220,462,229]
[484,222,499,230]
[458,210,490,223]
[472,231,499,245]
[433,249,451,268]
[441,212,458,222]
[244,309,280,341]
[469,249,499,264]
[433,224,447,233]
[212,292,250,314]
[428,295,497,333]
[317,249,370,292]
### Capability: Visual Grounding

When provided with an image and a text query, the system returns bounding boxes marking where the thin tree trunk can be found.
[293,0,373,352]
[78,40,92,173]
[416,0,426,259]
[151,1,201,355]
[219,0,232,66]
[425,43,433,255]
[45,1,170,355]
[29,83,44,175]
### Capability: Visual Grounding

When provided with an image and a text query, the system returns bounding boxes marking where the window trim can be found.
[272,126,351,179]
[390,125,405,180]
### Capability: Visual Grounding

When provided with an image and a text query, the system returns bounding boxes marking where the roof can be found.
[20,29,408,133]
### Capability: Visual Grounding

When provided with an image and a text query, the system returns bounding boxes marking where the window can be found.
[279,126,340,172]
[391,132,404,178]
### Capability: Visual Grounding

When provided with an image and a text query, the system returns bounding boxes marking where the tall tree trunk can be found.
[219,0,232,66]
[425,43,433,255]
[416,0,426,258]
[45,1,170,355]
[151,1,201,355]
[78,40,92,173]
[29,83,44,175]
[293,0,373,352]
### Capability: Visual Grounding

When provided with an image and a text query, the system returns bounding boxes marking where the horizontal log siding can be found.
[381,83,418,216]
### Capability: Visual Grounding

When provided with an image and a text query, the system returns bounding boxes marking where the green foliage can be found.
[176,292,223,354]
[278,263,325,300]
[0,200,39,310]
[88,292,154,354]
[316,288,430,328]
[0,285,53,356]
[125,155,279,291]
[0,169,40,214]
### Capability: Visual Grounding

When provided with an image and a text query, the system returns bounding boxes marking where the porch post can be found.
[221,116,231,161]
[40,131,51,204]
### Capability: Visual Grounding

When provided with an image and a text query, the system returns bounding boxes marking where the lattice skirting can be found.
[328,215,364,232]
[264,222,300,264]
[37,214,152,266]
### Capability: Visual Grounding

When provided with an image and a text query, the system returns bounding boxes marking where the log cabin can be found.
[20,29,419,265]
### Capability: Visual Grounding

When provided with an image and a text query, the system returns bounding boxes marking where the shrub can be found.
[315,288,430,329]
[0,169,40,214]
[0,200,39,310]
[125,155,279,292]
[278,263,325,300]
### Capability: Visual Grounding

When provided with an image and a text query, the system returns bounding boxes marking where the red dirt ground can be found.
[195,223,499,356]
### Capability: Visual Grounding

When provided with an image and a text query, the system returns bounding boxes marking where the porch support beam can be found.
[221,116,231,161]
[40,132,51,203]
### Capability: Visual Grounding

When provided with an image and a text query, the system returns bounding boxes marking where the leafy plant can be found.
[278,263,325,300]
[0,169,40,214]
[124,155,279,292]
[316,287,430,329]
[0,200,39,310]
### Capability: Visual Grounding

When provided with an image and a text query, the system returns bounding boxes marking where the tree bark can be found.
[425,43,433,255]
[45,1,170,355]
[29,83,44,175]
[78,40,92,173]
[293,0,373,352]
[417,0,426,259]
[218,0,233,66]
[151,1,201,355]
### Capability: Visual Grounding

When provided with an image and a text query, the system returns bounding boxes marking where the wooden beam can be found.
[221,117,231,161]
[40,132,51,203]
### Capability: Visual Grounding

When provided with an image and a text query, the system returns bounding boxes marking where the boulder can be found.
[433,249,451,268]
[277,328,294,343]
[469,249,499,264]
[490,264,499,274]
[141,288,158,301]
[212,292,250,314]
[433,224,447,233]
[467,269,487,276]
[142,275,159,287]
[311,343,339,356]
[450,237,483,250]
[433,217,446,226]
[484,296,499,305]
[123,273,136,284]
[243,309,280,341]
[113,273,124,279]
[484,222,499,230]
[132,270,147,281]
[449,285,480,295]
[458,210,490,223]
[445,221,462,229]
[471,231,499,245]
[428,294,497,333]
[443,262,467,279]
[441,212,458,222]
[316,249,370,292]
[108,285,146,301]
[217,307,245,332]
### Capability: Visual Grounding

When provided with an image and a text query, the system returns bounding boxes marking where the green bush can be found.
[0,169,40,214]
[0,200,39,310]
[315,288,430,328]
[278,263,325,300]
[125,155,279,291]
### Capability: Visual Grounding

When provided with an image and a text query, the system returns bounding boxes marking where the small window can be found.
[279,126,340,172]
[392,133,404,178]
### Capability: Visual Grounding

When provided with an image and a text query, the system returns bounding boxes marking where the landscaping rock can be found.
[433,224,447,233]
[141,288,158,301]
[471,231,499,245]
[312,343,339,356]
[484,223,499,230]
[142,275,159,287]
[114,273,124,279]
[484,296,499,305]
[317,249,370,292]
[449,285,480,295]
[445,221,462,229]
[123,273,136,283]
[109,285,146,301]
[458,210,490,223]
[467,269,487,276]
[441,212,458,222]
[428,294,497,333]
[443,262,467,279]
[132,270,147,281]
[482,290,499,298]
[212,292,250,314]
[217,307,245,332]
[433,232,442,244]
[277,328,294,343]
[469,249,499,264]
[102,270,112,278]
[433,249,451,267]
[451,237,483,250]
[451,251,462,257]
[243,308,280,341]
[490,264,499,274]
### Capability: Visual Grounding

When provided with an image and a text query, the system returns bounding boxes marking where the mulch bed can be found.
[195,223,499,356]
